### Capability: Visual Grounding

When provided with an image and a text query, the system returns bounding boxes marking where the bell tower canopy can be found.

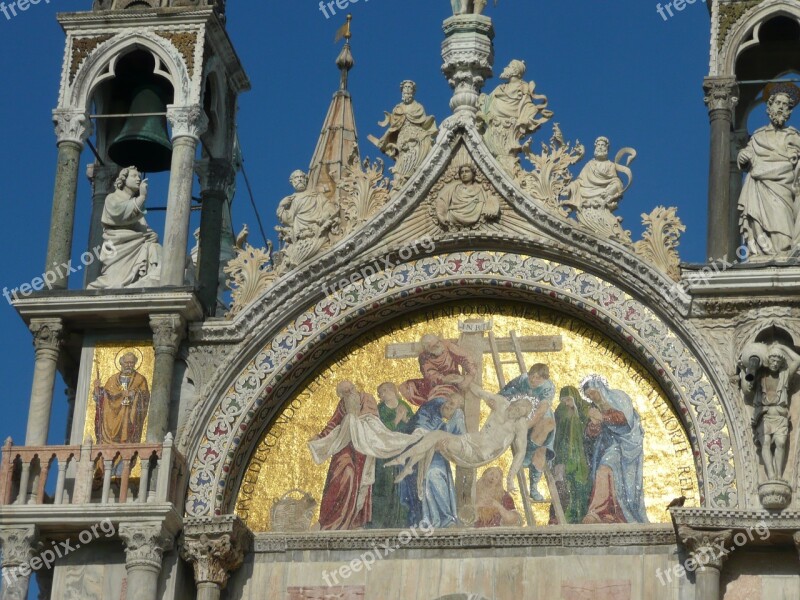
[92,0,227,23]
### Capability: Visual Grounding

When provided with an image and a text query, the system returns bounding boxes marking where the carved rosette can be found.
[703,77,739,116]
[52,109,93,146]
[167,105,209,141]
[181,516,252,589]
[677,526,733,571]
[150,315,186,358]
[29,319,65,359]
[119,524,174,571]
[441,15,494,115]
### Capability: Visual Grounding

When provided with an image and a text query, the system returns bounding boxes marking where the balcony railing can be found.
[0,433,183,507]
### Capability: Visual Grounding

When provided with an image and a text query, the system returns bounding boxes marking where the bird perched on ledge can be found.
[666,496,686,510]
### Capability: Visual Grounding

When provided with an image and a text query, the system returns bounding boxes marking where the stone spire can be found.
[307,15,359,196]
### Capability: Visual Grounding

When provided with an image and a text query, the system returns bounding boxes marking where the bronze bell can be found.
[108,82,173,173]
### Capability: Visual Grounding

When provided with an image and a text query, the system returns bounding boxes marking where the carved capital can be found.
[119,523,174,571]
[86,162,119,200]
[703,77,739,114]
[677,526,733,571]
[150,314,186,357]
[195,159,236,197]
[0,526,39,568]
[52,109,93,146]
[167,105,209,141]
[29,319,65,356]
[181,516,252,589]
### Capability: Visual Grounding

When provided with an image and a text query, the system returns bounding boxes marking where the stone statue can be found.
[451,0,492,15]
[368,81,438,186]
[478,60,553,172]
[737,85,800,257]
[435,164,500,229]
[275,170,338,271]
[739,342,800,483]
[563,137,636,243]
[88,166,162,289]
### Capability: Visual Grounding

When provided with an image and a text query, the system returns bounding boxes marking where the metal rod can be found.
[147,206,202,212]
[89,112,168,119]
[738,78,800,86]
[85,139,105,166]
[241,160,270,248]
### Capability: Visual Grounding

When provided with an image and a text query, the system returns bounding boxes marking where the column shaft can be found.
[84,163,117,285]
[25,320,64,446]
[120,524,173,600]
[695,565,722,600]
[147,315,184,443]
[162,137,198,286]
[45,142,83,289]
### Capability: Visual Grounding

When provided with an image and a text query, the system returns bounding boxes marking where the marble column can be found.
[25,319,65,446]
[162,105,208,287]
[47,110,92,290]
[35,568,53,600]
[119,524,174,600]
[0,526,38,600]
[703,77,739,262]
[147,315,185,443]
[84,162,118,286]
[195,159,235,315]
[678,526,733,600]
[181,516,252,600]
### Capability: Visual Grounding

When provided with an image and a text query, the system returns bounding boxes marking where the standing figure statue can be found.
[739,342,800,482]
[451,0,492,15]
[737,85,800,257]
[369,81,438,186]
[563,137,637,243]
[275,170,338,271]
[478,60,554,173]
[89,166,162,289]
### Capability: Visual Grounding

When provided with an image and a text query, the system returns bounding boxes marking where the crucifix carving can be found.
[386,318,563,524]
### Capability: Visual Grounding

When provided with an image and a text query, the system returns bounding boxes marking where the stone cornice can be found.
[253,524,676,554]
[57,8,216,31]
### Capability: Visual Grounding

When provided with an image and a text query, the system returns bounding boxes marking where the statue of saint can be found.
[275,170,338,270]
[435,165,500,229]
[93,351,150,444]
[739,342,800,481]
[88,166,162,289]
[451,0,490,15]
[563,137,636,243]
[369,81,438,185]
[478,60,553,172]
[738,86,800,257]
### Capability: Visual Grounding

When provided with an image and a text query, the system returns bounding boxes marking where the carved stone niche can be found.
[736,325,800,509]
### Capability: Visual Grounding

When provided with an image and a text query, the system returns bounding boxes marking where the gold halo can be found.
[114,347,145,369]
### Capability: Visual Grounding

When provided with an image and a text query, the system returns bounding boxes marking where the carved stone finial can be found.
[677,526,733,571]
[442,14,494,116]
[119,523,174,571]
[181,516,252,589]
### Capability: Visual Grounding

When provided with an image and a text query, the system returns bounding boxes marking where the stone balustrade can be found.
[0,433,182,507]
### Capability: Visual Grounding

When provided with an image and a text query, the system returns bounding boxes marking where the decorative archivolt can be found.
[181,250,748,520]
[716,0,800,77]
[63,28,199,111]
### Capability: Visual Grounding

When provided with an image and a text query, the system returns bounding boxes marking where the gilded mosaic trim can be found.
[69,35,114,85]
[155,31,198,78]
[718,0,764,50]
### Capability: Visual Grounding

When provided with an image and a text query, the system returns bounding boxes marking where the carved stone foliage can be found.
[0,527,38,568]
[718,0,764,51]
[119,523,174,571]
[224,243,275,318]
[633,207,686,281]
[30,320,65,355]
[167,105,209,140]
[703,77,739,113]
[518,124,584,214]
[677,526,733,571]
[335,153,392,235]
[181,516,252,588]
[150,314,186,356]
[429,158,501,231]
[52,109,93,146]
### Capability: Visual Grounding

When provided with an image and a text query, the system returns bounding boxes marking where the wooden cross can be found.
[385,318,563,525]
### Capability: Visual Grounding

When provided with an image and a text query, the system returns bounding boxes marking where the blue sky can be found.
[0,0,714,500]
